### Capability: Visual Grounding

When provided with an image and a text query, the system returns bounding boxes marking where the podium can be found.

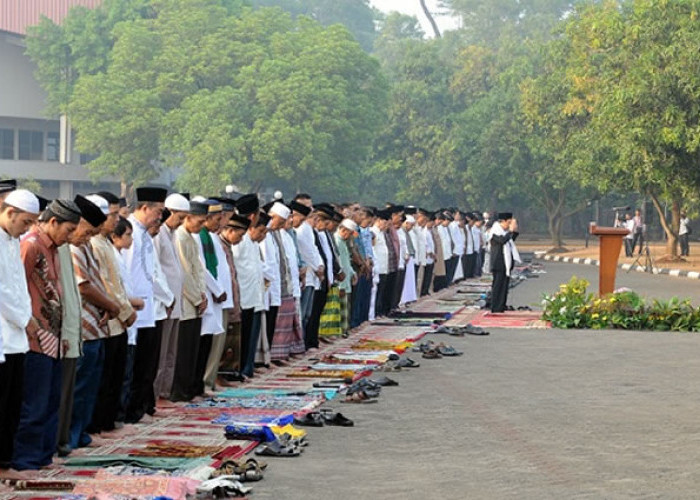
[589,224,629,295]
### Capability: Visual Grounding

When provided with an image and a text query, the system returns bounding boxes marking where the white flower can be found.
[559,306,567,315]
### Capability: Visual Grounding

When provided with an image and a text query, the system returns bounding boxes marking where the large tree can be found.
[564,0,700,258]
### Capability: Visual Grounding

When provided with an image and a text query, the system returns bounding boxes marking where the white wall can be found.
[0,33,48,120]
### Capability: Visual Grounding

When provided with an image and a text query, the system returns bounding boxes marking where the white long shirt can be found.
[281,230,301,299]
[465,224,475,254]
[424,226,435,265]
[471,225,482,252]
[0,228,31,356]
[154,224,184,320]
[153,247,174,322]
[438,225,452,259]
[261,232,282,308]
[410,227,424,266]
[194,232,224,335]
[124,216,156,329]
[213,234,234,310]
[397,227,408,270]
[449,221,465,256]
[231,233,265,312]
[370,225,388,275]
[294,221,322,289]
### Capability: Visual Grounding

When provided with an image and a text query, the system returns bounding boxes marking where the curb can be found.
[536,253,700,280]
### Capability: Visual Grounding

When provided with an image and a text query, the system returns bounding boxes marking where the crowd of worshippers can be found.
[0,181,520,476]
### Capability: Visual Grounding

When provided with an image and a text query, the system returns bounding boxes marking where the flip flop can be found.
[254,440,300,457]
[319,410,354,427]
[371,376,398,387]
[422,349,442,359]
[341,390,379,404]
[436,345,463,356]
[462,324,490,336]
[294,412,325,427]
[396,358,420,368]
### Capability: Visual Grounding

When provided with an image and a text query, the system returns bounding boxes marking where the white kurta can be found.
[294,222,322,290]
[124,216,156,329]
[153,248,174,322]
[397,228,408,271]
[370,225,388,275]
[213,235,234,310]
[231,234,265,312]
[281,230,301,299]
[423,226,435,265]
[0,228,32,358]
[194,232,224,336]
[400,256,417,305]
[154,224,184,319]
[260,232,282,309]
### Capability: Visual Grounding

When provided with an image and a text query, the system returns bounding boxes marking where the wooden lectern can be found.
[589,224,629,296]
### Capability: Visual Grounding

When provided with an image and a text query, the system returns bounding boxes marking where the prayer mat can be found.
[64,455,211,471]
[309,362,375,372]
[287,369,357,379]
[468,310,551,329]
[127,443,224,458]
[72,472,199,500]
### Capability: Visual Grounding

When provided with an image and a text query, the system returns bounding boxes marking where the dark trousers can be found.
[240,310,262,377]
[375,274,388,317]
[384,271,398,313]
[194,334,212,396]
[69,339,104,448]
[446,257,457,283]
[491,271,510,313]
[680,234,690,256]
[0,353,25,468]
[433,273,447,292]
[12,352,61,470]
[265,306,279,347]
[464,253,476,278]
[624,238,633,257]
[58,357,77,449]
[126,324,163,422]
[393,269,406,309]
[91,333,127,433]
[171,318,202,402]
[351,274,371,327]
[632,231,644,254]
[306,286,328,349]
[118,345,136,423]
[461,255,469,279]
[473,252,482,277]
[479,249,486,274]
[421,264,434,296]
[300,286,315,334]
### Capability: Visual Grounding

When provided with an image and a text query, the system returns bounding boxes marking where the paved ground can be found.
[255,263,700,500]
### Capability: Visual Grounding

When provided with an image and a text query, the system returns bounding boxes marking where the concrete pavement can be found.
[255,263,700,499]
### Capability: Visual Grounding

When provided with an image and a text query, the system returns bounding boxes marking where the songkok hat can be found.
[179,192,191,201]
[189,201,209,216]
[497,212,513,221]
[84,194,110,215]
[74,195,107,227]
[417,208,430,216]
[269,202,290,219]
[0,179,17,195]
[208,202,223,214]
[376,209,391,221]
[161,208,171,222]
[118,197,127,208]
[5,189,40,215]
[332,211,343,223]
[227,214,251,231]
[136,187,167,203]
[405,215,416,224]
[236,194,260,216]
[261,201,274,213]
[37,196,50,212]
[165,193,190,212]
[340,219,358,232]
[405,206,417,215]
[314,204,334,219]
[96,191,119,205]
[214,197,236,212]
[388,205,405,214]
[256,211,271,227]
[290,200,311,217]
[42,200,81,223]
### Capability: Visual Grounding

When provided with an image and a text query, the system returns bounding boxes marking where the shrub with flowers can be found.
[542,276,700,331]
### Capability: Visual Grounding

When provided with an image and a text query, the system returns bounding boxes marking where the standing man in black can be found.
[490,213,520,313]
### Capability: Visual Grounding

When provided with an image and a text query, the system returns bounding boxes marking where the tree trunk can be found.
[419,0,442,38]
[649,193,680,260]
[547,209,565,250]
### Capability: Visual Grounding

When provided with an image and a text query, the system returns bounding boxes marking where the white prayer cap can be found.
[341,218,358,232]
[269,202,290,219]
[85,194,110,215]
[191,195,207,203]
[405,215,416,224]
[165,193,190,212]
[273,190,283,200]
[5,189,40,215]
[483,212,490,219]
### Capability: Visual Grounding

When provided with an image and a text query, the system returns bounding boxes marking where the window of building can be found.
[46,132,60,162]
[80,153,99,165]
[18,130,44,161]
[0,129,13,160]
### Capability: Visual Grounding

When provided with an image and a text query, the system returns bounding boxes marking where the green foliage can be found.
[542,276,700,332]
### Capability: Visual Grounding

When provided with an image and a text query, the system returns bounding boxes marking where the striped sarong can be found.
[270,296,305,360]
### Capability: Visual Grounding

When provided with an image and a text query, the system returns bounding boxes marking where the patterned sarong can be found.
[319,286,342,337]
[270,296,305,360]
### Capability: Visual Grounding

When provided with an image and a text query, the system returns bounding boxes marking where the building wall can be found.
[0,32,47,119]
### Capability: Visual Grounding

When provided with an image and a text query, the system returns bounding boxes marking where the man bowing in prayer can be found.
[490,213,521,313]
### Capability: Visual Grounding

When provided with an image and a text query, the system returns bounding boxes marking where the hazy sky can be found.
[369,0,461,36]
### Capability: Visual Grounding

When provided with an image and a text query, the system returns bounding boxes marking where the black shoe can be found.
[57,444,72,457]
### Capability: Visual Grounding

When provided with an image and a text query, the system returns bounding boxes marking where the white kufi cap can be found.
[85,194,110,215]
[341,218,358,232]
[165,193,190,212]
[269,202,291,219]
[5,189,40,215]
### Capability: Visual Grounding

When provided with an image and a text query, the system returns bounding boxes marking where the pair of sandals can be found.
[197,477,252,497]
[294,409,354,427]
[213,458,265,482]
[341,380,380,403]
[433,324,489,336]
[254,438,302,457]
